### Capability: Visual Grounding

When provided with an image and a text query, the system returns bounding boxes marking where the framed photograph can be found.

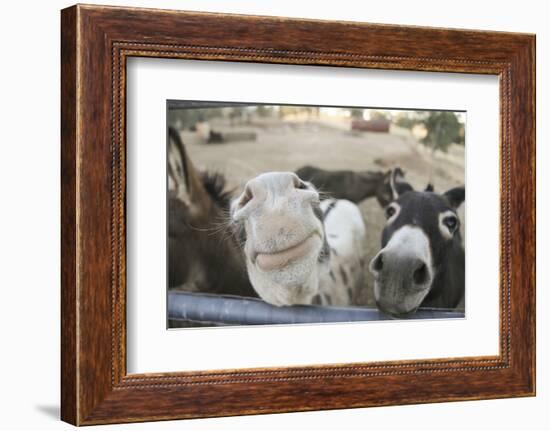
[61,4,535,425]
[164,101,467,328]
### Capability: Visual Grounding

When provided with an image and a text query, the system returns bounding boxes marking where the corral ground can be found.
[179,118,465,306]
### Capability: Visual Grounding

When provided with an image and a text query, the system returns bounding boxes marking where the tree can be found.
[394,112,419,129]
[350,108,364,119]
[369,110,389,121]
[228,106,246,125]
[305,106,320,118]
[255,105,273,117]
[278,106,297,118]
[420,112,462,153]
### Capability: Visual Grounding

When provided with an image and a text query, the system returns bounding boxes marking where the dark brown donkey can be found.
[168,127,256,298]
[295,165,399,207]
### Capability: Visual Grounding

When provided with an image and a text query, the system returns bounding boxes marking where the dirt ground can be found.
[179,118,465,306]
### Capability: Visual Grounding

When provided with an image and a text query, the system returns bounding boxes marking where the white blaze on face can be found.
[383,225,432,267]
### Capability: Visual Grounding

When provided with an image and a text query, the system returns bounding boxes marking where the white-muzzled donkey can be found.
[231,172,367,307]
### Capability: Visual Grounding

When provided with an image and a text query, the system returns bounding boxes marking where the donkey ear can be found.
[168,127,209,212]
[443,186,465,209]
[375,170,393,207]
[168,127,190,201]
[389,167,413,200]
[376,168,413,208]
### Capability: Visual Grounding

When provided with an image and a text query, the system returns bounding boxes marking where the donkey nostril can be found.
[239,185,254,209]
[372,254,384,272]
[413,262,429,285]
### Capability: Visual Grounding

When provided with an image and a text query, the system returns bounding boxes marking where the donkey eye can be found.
[443,215,458,232]
[384,203,400,223]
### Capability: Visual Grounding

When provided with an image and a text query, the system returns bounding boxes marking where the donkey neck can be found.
[356,171,385,199]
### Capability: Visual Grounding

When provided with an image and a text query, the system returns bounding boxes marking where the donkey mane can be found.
[199,171,233,210]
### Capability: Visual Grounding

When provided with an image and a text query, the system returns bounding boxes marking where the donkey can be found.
[168,127,256,298]
[230,172,367,306]
[369,169,465,317]
[295,165,395,206]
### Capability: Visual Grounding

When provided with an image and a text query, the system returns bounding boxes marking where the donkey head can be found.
[369,169,465,316]
[230,172,330,306]
[168,128,253,297]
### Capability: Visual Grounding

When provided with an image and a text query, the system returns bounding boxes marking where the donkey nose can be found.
[370,251,431,288]
[402,257,431,288]
[235,180,267,211]
[413,261,429,285]
[370,252,384,273]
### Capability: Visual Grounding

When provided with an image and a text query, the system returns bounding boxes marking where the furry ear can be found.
[375,170,393,208]
[443,186,465,209]
[376,168,413,208]
[389,167,413,200]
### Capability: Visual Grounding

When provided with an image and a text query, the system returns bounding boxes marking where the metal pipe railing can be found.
[168,291,464,326]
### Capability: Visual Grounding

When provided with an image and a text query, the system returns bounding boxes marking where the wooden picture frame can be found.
[61,4,535,425]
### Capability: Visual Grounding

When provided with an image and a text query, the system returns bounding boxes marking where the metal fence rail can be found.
[168,291,465,326]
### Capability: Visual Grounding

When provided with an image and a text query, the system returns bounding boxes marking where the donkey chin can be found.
[246,232,324,306]
[373,281,432,318]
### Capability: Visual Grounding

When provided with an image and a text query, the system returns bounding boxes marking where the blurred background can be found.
[168,101,466,306]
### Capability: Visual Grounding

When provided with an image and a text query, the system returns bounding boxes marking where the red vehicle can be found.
[351,118,390,132]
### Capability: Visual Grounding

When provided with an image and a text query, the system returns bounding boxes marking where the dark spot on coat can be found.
[318,235,331,263]
[339,267,349,285]
[322,199,337,219]
[312,201,324,222]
